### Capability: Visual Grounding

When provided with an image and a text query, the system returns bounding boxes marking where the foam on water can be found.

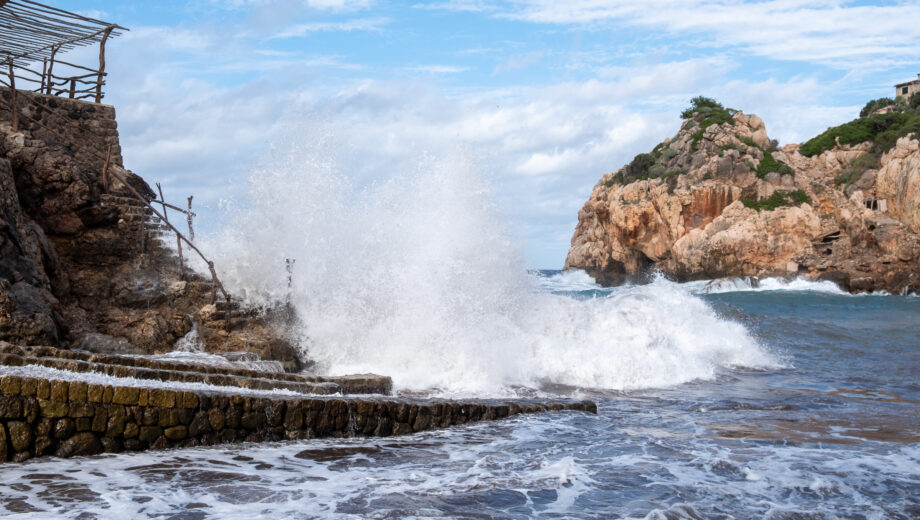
[201,137,777,396]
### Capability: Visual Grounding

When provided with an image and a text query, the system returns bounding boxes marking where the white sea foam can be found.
[686,276,850,295]
[201,134,779,396]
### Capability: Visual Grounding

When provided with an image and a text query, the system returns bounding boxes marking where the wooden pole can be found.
[101,144,112,192]
[40,58,47,94]
[7,60,18,132]
[95,26,113,104]
[45,45,56,95]
[186,195,195,241]
[68,78,75,98]
[156,183,185,280]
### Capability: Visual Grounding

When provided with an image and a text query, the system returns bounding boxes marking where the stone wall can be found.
[0,373,597,463]
[895,76,920,100]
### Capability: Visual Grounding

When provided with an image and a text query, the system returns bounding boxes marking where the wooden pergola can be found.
[0,0,126,107]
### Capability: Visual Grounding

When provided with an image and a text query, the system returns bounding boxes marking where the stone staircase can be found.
[0,344,392,395]
[100,193,258,334]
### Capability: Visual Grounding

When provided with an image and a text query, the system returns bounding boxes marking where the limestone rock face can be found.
[0,90,303,368]
[565,110,920,293]
[875,136,920,234]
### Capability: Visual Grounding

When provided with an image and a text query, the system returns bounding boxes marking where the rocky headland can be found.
[565,96,920,294]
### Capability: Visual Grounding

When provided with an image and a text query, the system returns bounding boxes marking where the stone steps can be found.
[0,353,339,395]
[0,373,597,462]
[0,344,392,395]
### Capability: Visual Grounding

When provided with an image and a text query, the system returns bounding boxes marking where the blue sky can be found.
[48,0,920,267]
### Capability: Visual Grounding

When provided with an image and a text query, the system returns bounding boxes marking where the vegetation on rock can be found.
[800,109,920,157]
[741,190,810,211]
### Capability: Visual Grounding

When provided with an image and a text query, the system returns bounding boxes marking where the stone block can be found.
[142,407,158,426]
[55,432,102,458]
[164,425,187,441]
[53,418,75,439]
[137,389,148,407]
[181,392,199,409]
[0,423,7,461]
[0,395,23,419]
[92,407,108,432]
[158,409,179,428]
[112,387,140,405]
[69,381,88,402]
[1,375,21,395]
[8,421,31,452]
[50,380,69,402]
[189,411,210,437]
[138,426,162,443]
[241,412,264,430]
[208,408,225,430]
[87,384,104,403]
[75,417,92,432]
[148,389,175,408]
[102,386,114,404]
[283,404,303,430]
[34,435,52,457]
[69,402,95,418]
[20,378,37,397]
[36,379,50,399]
[123,422,138,439]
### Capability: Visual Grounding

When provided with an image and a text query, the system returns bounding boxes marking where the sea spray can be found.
[203,134,778,396]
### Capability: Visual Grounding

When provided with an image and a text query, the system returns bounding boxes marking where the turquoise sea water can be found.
[1,271,918,519]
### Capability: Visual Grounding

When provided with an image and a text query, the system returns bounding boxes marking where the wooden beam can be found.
[94,25,110,103]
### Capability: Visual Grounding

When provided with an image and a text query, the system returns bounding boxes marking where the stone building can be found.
[896,73,920,100]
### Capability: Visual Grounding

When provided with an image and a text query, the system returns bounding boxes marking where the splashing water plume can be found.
[205,131,778,396]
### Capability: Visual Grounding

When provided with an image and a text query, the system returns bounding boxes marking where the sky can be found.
[46,0,920,267]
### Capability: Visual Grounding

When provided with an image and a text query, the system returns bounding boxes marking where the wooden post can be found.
[101,144,112,192]
[46,45,57,95]
[7,60,17,132]
[40,59,47,94]
[95,26,113,104]
[186,196,195,241]
[69,78,75,99]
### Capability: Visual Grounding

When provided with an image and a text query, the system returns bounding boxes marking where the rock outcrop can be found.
[565,103,920,293]
[1,89,303,367]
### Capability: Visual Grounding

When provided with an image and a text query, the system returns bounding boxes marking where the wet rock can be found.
[55,432,102,457]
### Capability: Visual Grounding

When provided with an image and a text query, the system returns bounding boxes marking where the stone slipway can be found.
[0,373,597,463]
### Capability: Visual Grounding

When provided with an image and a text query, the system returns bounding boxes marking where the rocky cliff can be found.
[565,98,920,293]
[0,89,301,369]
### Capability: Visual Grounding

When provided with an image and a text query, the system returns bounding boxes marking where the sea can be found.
[1,271,918,519]
[2,145,918,519]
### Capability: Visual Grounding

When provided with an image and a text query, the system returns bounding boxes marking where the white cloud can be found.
[272,17,390,37]
[408,65,471,74]
[447,0,920,68]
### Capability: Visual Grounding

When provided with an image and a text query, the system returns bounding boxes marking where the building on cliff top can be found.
[895,74,920,99]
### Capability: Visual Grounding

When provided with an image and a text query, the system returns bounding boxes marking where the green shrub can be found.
[682,97,737,141]
[799,111,920,157]
[756,152,793,179]
[681,96,725,119]
[741,190,811,211]
[648,164,666,177]
[834,153,879,187]
[910,92,920,110]
[661,147,678,159]
[860,97,895,118]
[738,136,757,148]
